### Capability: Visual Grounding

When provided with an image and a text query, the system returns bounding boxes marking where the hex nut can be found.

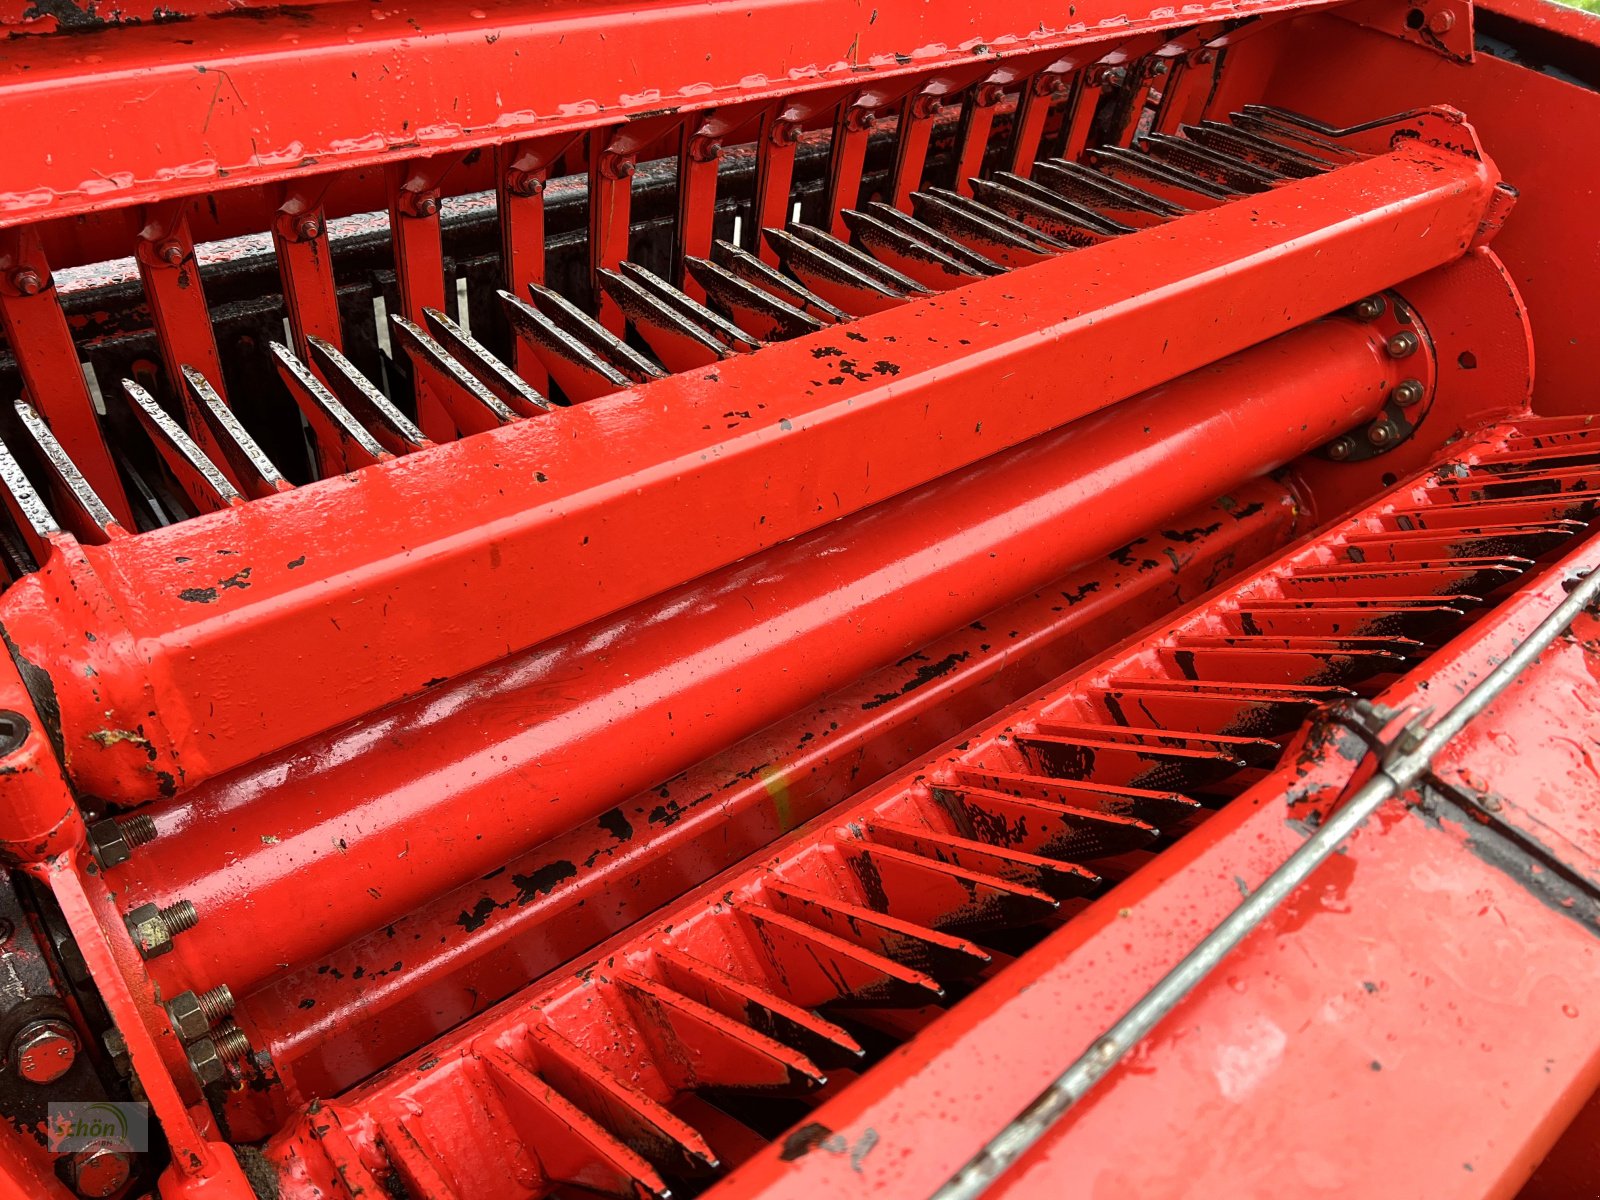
[1326,435,1357,462]
[124,903,172,959]
[187,1037,226,1086]
[1386,330,1420,359]
[87,818,132,869]
[1392,378,1425,408]
[12,1018,78,1085]
[166,991,210,1041]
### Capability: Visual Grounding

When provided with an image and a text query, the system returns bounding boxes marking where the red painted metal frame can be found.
[256,413,1600,1200]
[240,477,1300,1125]
[0,0,1351,230]
[0,122,1500,811]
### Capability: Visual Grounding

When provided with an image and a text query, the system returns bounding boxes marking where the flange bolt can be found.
[1353,295,1387,321]
[1392,378,1425,408]
[1386,330,1419,359]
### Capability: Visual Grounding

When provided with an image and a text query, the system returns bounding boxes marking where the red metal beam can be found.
[0,0,1356,230]
[239,478,1299,1115]
[0,125,1501,807]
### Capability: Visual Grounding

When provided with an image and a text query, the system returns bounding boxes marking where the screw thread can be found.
[197,985,235,1025]
[119,815,158,847]
[212,1023,251,1064]
[159,900,198,936]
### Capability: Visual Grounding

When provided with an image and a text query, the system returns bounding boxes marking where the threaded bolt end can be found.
[119,815,158,847]
[197,985,235,1026]
[212,1023,251,1064]
[159,900,198,936]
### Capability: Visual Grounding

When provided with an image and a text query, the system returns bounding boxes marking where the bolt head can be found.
[1327,435,1357,462]
[13,1018,78,1085]
[415,194,440,218]
[1392,378,1425,407]
[1148,58,1170,76]
[294,214,322,241]
[186,1037,226,1086]
[772,120,800,145]
[1367,420,1399,447]
[1193,47,1216,65]
[124,904,172,959]
[1428,9,1456,32]
[1353,295,1388,321]
[166,991,210,1041]
[1101,66,1128,90]
[157,241,184,266]
[87,818,133,869]
[10,268,43,296]
[689,135,722,163]
[1386,330,1420,358]
[68,1146,131,1199]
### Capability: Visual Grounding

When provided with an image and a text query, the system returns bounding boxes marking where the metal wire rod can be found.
[932,563,1600,1200]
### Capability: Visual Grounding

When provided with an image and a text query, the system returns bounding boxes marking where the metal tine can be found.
[1238,101,1421,140]
[1226,110,1365,160]
[1230,603,1467,640]
[1387,496,1599,528]
[651,945,864,1069]
[840,207,987,292]
[840,841,1060,937]
[988,172,1135,236]
[1012,731,1253,793]
[1472,443,1600,469]
[420,308,554,417]
[1083,146,1236,202]
[968,177,1127,247]
[781,223,931,295]
[1345,523,1581,561]
[181,366,293,499]
[599,268,732,372]
[270,342,392,474]
[1185,121,1336,176]
[377,1120,465,1200]
[1242,593,1485,610]
[1099,684,1330,740]
[910,188,1068,268]
[1161,642,1413,685]
[499,290,635,404]
[524,1022,719,1178]
[115,384,243,516]
[763,879,992,979]
[1281,563,1527,599]
[1028,721,1283,763]
[1138,133,1284,191]
[620,262,759,352]
[1031,158,1189,224]
[861,818,1100,902]
[12,400,126,542]
[761,227,909,317]
[946,768,1204,826]
[306,337,433,457]
[1436,470,1600,503]
[708,239,851,324]
[478,1045,672,1200]
[936,783,1178,862]
[611,969,825,1091]
[0,435,63,567]
[1172,634,1427,654]
[391,314,520,437]
[858,201,1005,274]
[527,283,667,384]
[684,256,826,343]
[736,902,947,1007]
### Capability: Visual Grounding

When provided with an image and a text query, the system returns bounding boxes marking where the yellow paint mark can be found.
[762,766,797,832]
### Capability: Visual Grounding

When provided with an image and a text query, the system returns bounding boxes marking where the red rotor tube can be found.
[115,314,1407,997]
